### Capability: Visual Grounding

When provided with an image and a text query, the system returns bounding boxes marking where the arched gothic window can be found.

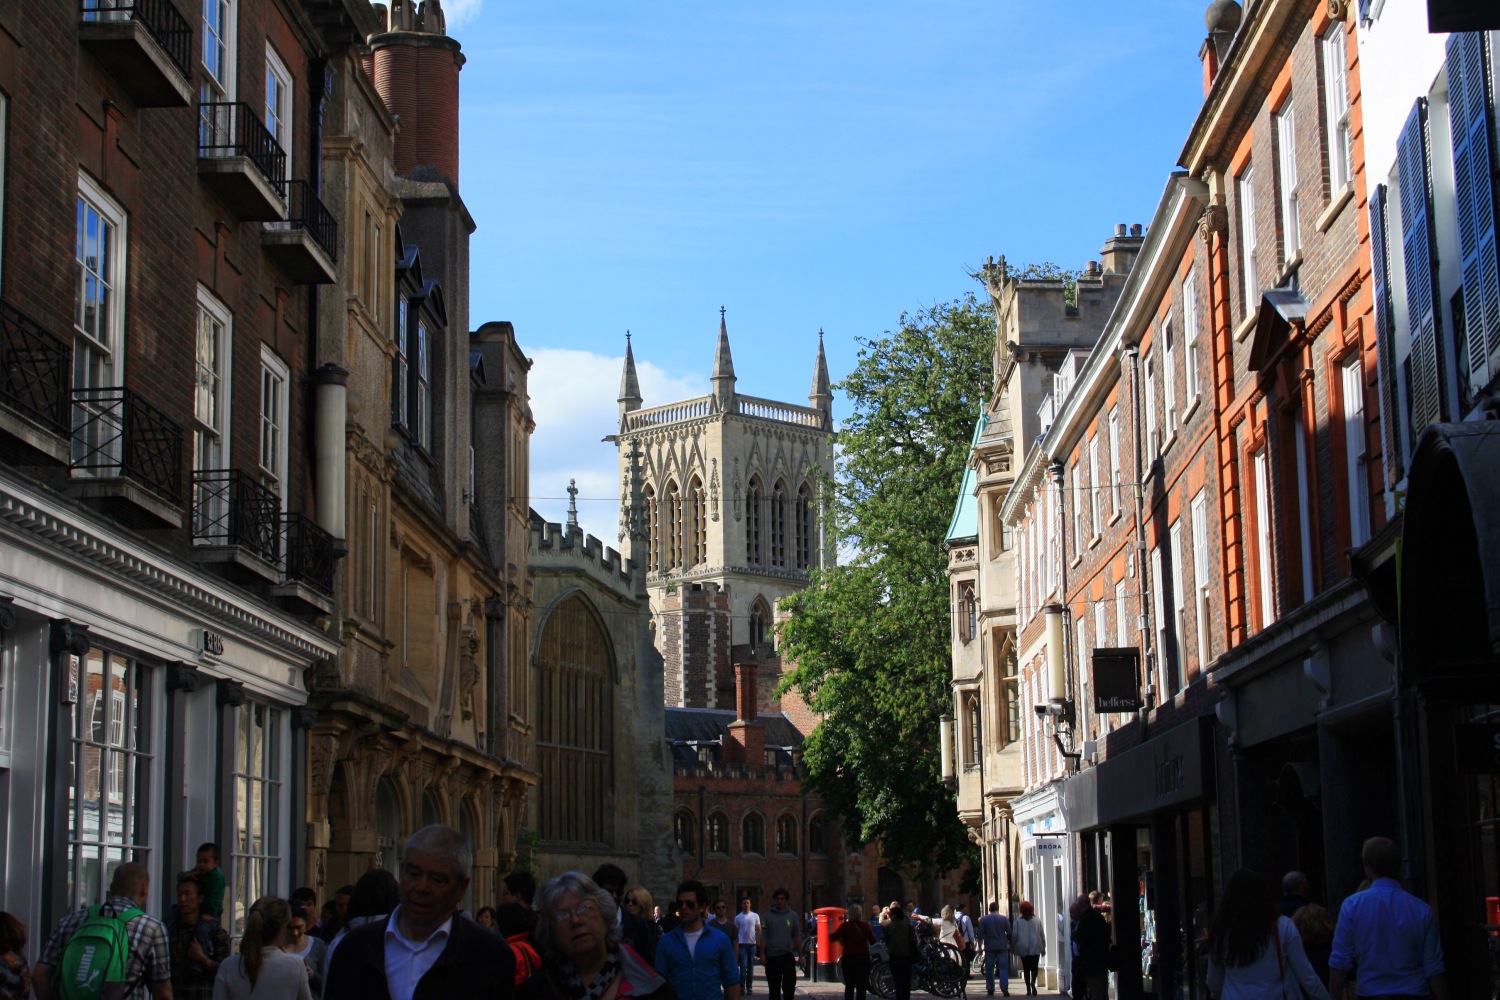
[771,480,788,567]
[707,812,730,855]
[674,810,697,854]
[644,485,658,572]
[775,814,798,856]
[741,812,766,856]
[795,483,814,570]
[664,480,681,570]
[749,597,771,647]
[808,813,827,856]
[957,582,977,643]
[689,475,706,566]
[745,477,763,566]
[375,777,401,870]
[536,594,613,845]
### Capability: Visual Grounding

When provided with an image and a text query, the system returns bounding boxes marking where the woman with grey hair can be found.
[520,872,675,1000]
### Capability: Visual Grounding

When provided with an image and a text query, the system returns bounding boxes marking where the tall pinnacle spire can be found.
[711,306,736,410]
[809,328,832,426]
[618,331,642,417]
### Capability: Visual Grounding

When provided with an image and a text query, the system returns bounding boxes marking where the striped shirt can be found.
[38,895,173,1000]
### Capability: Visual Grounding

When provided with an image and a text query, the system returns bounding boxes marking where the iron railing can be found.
[282,512,335,596]
[269,180,339,260]
[192,469,281,563]
[80,0,192,78]
[71,387,184,503]
[198,102,287,189]
[1,299,72,435]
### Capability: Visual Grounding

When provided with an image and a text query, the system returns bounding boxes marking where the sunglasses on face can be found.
[676,899,699,911]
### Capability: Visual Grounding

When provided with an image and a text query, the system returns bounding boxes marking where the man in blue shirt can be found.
[656,880,741,1000]
[1329,837,1448,1000]
[976,902,1013,997]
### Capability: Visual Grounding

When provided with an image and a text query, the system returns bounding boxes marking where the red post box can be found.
[815,906,847,982]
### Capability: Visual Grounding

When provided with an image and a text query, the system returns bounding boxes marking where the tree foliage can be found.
[778,292,994,874]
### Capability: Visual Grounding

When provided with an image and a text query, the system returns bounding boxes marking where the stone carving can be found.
[709,459,720,522]
[732,459,742,521]
[1199,204,1228,242]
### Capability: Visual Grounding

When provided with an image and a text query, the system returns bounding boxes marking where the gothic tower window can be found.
[689,475,706,566]
[644,485,658,572]
[771,480,788,567]
[741,812,766,856]
[674,809,697,854]
[749,597,770,647]
[775,813,798,856]
[746,477,763,565]
[664,479,680,570]
[536,594,613,846]
[795,483,813,570]
[707,812,729,854]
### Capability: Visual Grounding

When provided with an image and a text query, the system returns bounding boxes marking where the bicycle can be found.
[866,938,966,998]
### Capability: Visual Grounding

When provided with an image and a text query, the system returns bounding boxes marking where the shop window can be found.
[229,700,284,936]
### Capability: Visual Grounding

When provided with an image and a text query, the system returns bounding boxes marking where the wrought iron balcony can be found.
[1,299,72,462]
[262,180,338,283]
[192,469,281,565]
[282,512,335,597]
[78,0,193,107]
[71,386,183,505]
[197,102,287,220]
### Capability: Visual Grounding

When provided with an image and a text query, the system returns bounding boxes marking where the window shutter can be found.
[1446,33,1500,393]
[1370,184,1405,485]
[1397,98,1447,431]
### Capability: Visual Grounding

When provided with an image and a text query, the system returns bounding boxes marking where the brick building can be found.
[0,0,353,940]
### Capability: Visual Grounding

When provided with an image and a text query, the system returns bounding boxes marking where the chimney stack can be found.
[370,0,465,186]
[1101,223,1146,275]
[1201,1,1243,95]
[725,662,766,766]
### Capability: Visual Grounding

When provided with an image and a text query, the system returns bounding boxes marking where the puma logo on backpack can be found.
[58,905,142,1000]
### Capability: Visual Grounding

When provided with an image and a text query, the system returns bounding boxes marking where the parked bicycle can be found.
[865,937,966,998]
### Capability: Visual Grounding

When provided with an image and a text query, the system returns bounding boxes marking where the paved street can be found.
[786,973,1068,999]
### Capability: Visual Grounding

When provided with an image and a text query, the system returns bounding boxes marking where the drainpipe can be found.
[1125,345,1154,730]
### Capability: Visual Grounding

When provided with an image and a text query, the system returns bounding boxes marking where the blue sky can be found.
[448,0,1212,540]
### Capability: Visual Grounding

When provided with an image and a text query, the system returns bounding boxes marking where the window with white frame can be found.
[1238,165,1259,314]
[1108,408,1121,515]
[1162,313,1178,435]
[201,0,235,102]
[68,649,155,909]
[1168,520,1186,694]
[1094,600,1107,654]
[1294,421,1315,603]
[1144,353,1159,456]
[392,296,409,428]
[193,289,233,539]
[1253,449,1276,628]
[75,175,127,393]
[1342,357,1370,547]
[1076,618,1090,736]
[259,348,289,506]
[1115,580,1129,647]
[416,320,432,450]
[1183,268,1200,402]
[1070,463,1081,556]
[1150,544,1166,697]
[1191,491,1211,671]
[229,700,284,936]
[264,45,292,157]
[1088,436,1101,538]
[1276,104,1301,260]
[1322,29,1352,193]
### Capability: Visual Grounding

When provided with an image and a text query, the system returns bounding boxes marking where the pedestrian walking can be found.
[1011,902,1044,997]
[593,866,657,966]
[33,862,172,1000]
[654,880,738,1000]
[934,907,964,954]
[708,902,739,965]
[952,906,976,973]
[733,900,761,994]
[1277,872,1312,921]
[829,905,874,1000]
[323,824,515,1000]
[476,909,499,932]
[520,872,671,1000]
[170,874,231,1000]
[1290,904,1333,988]
[1,912,31,1000]
[1328,837,1448,1000]
[282,907,327,998]
[500,873,538,915]
[976,902,1012,997]
[211,896,313,1000]
[759,891,801,1000]
[1068,896,1109,1000]
[321,868,400,981]
[1205,869,1329,1000]
[876,907,916,1000]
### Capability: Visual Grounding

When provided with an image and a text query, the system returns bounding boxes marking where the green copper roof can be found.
[945,411,987,543]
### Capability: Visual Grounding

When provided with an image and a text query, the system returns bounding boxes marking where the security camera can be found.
[1033,704,1049,717]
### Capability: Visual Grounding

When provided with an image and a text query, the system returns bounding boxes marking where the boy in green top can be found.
[178,842,225,919]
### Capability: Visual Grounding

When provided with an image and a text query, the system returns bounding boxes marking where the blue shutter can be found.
[1446,32,1500,396]
[1397,98,1446,431]
[1370,184,1404,484]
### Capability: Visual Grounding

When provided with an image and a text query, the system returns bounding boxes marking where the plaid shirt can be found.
[38,895,173,1000]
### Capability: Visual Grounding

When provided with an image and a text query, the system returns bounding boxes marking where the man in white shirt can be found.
[326,825,513,1000]
[734,898,763,993]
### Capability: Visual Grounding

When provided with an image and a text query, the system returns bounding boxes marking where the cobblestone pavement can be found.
[771,974,1069,998]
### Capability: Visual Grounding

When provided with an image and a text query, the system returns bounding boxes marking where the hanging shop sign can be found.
[1093,648,1144,713]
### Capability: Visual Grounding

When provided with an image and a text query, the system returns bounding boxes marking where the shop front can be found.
[1011,782,1074,994]
[1086,713,1221,1000]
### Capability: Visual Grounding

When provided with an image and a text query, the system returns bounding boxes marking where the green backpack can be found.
[57,904,143,1000]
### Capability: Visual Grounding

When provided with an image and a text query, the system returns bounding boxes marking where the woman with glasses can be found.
[521,872,675,1000]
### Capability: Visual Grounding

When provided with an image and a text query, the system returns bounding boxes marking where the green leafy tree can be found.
[778,291,994,873]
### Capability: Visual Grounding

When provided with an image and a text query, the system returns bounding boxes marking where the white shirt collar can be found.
[385,906,455,952]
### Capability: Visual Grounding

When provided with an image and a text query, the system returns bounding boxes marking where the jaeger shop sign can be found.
[1095,715,1215,825]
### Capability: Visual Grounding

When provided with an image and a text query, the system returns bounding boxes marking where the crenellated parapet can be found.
[528,513,636,594]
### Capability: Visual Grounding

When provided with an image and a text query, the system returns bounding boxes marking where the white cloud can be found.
[526,348,704,545]
[442,0,482,30]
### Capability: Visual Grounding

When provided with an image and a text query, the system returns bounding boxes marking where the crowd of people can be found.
[0,832,1449,1000]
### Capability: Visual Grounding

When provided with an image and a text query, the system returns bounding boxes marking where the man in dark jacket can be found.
[592,864,657,964]
[325,825,514,1000]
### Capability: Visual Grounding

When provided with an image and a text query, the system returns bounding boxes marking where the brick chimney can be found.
[724,663,766,766]
[369,0,465,185]
[1201,1,1243,95]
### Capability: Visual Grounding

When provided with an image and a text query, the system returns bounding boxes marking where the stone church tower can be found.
[614,312,835,706]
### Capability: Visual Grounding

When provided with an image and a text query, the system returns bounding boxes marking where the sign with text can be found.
[1092,648,1143,713]
[1455,724,1500,773]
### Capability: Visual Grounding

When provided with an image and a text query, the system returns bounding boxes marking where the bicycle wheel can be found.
[927,950,966,998]
[870,960,895,999]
